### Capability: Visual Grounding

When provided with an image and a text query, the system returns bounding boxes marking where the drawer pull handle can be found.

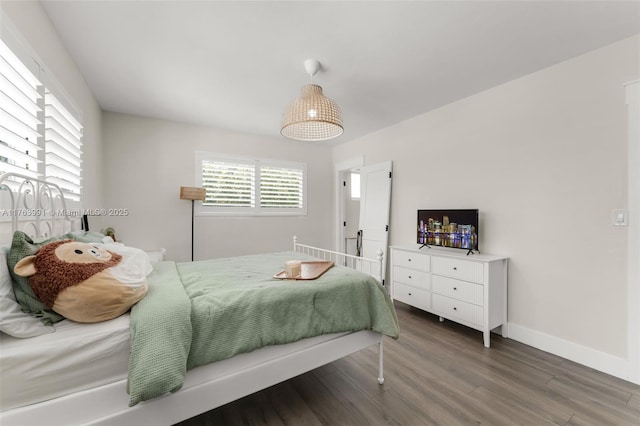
[453,287,457,291]
[408,292,412,296]
[453,307,457,311]
[408,259,412,262]
[453,267,457,271]
[408,275,412,279]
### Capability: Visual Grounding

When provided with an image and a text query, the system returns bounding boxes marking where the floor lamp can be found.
[180,186,206,261]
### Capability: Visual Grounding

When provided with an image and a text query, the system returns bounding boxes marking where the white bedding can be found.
[0,314,130,411]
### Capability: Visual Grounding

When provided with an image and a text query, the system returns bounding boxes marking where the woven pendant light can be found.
[281,59,343,141]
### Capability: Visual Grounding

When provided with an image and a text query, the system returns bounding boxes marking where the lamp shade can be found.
[281,84,343,141]
[180,187,206,201]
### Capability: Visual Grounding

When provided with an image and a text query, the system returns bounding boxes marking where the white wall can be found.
[0,1,103,211]
[102,112,333,261]
[333,36,639,379]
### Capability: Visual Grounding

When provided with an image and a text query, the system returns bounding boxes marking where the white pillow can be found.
[0,247,55,338]
[145,248,166,265]
[98,243,153,284]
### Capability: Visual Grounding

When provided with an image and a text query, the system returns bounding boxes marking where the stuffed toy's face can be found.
[14,240,148,323]
[54,241,114,264]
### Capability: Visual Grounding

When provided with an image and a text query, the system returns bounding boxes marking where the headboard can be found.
[0,172,80,244]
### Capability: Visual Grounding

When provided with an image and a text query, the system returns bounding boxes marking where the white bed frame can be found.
[0,174,387,426]
[0,172,79,241]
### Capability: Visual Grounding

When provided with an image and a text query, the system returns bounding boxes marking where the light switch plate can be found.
[612,209,628,226]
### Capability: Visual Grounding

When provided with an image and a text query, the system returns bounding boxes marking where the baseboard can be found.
[507,322,638,384]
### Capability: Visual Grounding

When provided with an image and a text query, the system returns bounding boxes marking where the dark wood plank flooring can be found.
[177,302,640,425]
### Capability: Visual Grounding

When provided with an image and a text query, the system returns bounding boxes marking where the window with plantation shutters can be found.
[0,39,83,200]
[196,151,307,216]
[260,163,304,210]
[202,157,255,209]
[44,90,82,201]
[0,40,42,181]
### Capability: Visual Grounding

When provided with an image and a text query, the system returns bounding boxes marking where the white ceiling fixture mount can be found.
[281,59,344,142]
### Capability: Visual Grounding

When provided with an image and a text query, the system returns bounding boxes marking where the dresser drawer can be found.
[393,282,431,311]
[432,294,483,326]
[432,275,483,306]
[393,266,430,290]
[432,256,484,284]
[393,250,430,271]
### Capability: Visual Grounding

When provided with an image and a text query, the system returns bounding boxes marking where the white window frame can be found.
[195,151,307,217]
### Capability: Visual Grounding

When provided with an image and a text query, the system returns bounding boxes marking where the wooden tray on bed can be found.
[273,261,335,280]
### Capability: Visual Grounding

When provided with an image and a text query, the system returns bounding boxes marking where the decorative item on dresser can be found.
[390,245,508,347]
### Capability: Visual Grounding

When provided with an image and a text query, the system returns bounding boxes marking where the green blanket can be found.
[128,252,399,406]
[127,262,192,406]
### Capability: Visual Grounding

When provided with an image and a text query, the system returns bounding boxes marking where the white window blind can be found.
[260,164,304,210]
[0,40,42,180]
[0,40,82,200]
[196,152,307,216]
[202,157,255,209]
[44,90,83,201]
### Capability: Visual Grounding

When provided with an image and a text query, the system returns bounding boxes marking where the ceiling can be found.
[40,1,640,144]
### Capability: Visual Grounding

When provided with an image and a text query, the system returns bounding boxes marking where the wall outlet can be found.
[612,209,628,226]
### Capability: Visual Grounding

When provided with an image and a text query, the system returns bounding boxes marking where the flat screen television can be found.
[417,209,479,253]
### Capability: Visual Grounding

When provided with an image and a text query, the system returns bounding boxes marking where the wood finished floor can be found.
[177,302,640,425]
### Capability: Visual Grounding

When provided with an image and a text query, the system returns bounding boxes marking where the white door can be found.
[358,161,392,282]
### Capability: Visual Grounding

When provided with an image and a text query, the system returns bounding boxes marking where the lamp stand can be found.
[180,186,206,262]
[190,199,195,261]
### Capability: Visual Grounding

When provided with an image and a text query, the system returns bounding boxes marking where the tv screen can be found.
[417,209,479,252]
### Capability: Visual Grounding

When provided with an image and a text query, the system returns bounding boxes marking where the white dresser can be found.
[390,245,508,347]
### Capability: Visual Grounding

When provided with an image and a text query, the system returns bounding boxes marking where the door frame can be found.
[334,157,364,253]
[625,80,639,384]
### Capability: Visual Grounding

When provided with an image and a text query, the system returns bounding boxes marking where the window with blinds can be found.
[0,41,42,180]
[196,152,307,216]
[202,157,255,209]
[260,164,304,209]
[44,90,83,201]
[0,40,83,199]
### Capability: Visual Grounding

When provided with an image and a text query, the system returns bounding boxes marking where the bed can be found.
[0,173,399,426]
